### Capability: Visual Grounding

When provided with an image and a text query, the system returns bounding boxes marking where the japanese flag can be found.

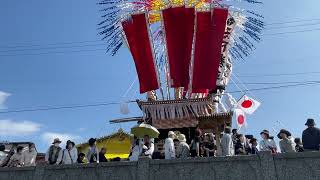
[237,95,261,114]
[235,109,246,127]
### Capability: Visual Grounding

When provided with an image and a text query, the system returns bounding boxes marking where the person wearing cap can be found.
[176,134,190,158]
[60,140,78,164]
[277,129,295,153]
[45,138,63,165]
[164,131,176,160]
[259,130,277,153]
[221,127,234,156]
[302,118,320,151]
[86,138,99,163]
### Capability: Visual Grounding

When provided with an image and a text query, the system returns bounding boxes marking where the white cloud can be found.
[0,120,41,136]
[41,132,80,146]
[0,91,10,109]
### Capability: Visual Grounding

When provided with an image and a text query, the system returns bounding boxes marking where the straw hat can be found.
[177,134,187,142]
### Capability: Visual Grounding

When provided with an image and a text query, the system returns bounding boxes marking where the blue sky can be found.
[0,0,320,152]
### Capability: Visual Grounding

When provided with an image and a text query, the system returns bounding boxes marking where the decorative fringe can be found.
[141,101,214,120]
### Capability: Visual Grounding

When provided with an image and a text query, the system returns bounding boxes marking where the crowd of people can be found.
[128,118,320,160]
[0,118,319,167]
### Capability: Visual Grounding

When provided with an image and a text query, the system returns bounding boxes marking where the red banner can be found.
[122,13,159,93]
[162,7,195,88]
[192,8,228,93]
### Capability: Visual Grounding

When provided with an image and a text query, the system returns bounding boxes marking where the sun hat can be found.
[52,138,62,144]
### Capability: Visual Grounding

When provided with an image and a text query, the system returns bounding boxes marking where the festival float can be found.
[99,0,264,157]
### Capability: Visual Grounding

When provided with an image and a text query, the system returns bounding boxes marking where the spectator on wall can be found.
[232,129,239,145]
[22,143,37,167]
[99,148,108,163]
[302,119,320,151]
[60,140,78,165]
[176,134,190,158]
[77,153,86,164]
[45,138,63,165]
[248,138,259,155]
[142,135,154,158]
[294,138,304,152]
[7,146,24,167]
[87,138,99,163]
[203,133,216,157]
[190,129,202,157]
[259,130,277,153]
[164,131,176,160]
[277,129,295,153]
[221,127,234,156]
[129,138,141,161]
[235,134,250,155]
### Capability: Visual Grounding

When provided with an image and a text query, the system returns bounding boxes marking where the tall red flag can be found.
[162,7,195,88]
[122,13,159,93]
[192,8,228,93]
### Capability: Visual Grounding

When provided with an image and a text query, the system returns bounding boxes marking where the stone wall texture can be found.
[0,151,319,180]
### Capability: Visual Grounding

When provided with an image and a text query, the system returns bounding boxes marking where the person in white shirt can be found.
[7,146,24,167]
[142,135,154,158]
[23,143,37,167]
[129,138,142,161]
[259,130,277,153]
[221,127,234,156]
[164,131,176,160]
[87,138,99,163]
[277,129,296,153]
[60,140,78,165]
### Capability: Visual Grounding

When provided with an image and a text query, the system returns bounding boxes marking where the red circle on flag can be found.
[237,115,245,125]
[241,100,253,109]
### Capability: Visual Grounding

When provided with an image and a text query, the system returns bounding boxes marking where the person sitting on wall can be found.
[0,144,11,167]
[164,131,176,160]
[129,138,142,161]
[277,129,295,153]
[99,148,108,163]
[294,138,304,152]
[259,130,277,153]
[221,127,234,156]
[77,153,86,164]
[45,138,63,165]
[142,135,154,159]
[235,134,250,155]
[7,146,24,167]
[302,118,320,151]
[60,140,78,165]
[176,134,190,158]
[203,133,216,157]
[87,138,99,163]
[190,129,202,157]
[248,138,259,155]
[22,143,37,167]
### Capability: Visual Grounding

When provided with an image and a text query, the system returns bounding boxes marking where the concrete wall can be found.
[0,151,319,180]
